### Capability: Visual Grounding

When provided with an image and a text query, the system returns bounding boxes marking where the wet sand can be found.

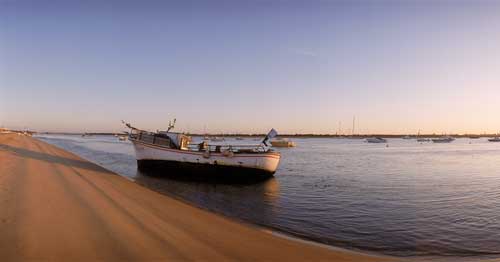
[0,134,393,261]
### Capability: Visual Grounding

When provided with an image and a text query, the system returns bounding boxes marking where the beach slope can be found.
[0,134,392,261]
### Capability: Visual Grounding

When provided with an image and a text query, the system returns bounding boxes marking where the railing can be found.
[187,143,268,153]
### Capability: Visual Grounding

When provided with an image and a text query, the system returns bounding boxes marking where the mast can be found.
[352,115,355,136]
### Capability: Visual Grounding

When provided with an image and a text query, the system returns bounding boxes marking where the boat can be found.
[402,135,412,139]
[415,130,430,142]
[432,136,455,143]
[270,138,296,147]
[118,135,127,141]
[366,137,387,143]
[123,120,281,182]
[210,137,225,142]
[235,137,244,140]
[488,137,500,142]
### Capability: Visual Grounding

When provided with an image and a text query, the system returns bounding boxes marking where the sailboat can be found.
[432,136,455,143]
[416,130,430,142]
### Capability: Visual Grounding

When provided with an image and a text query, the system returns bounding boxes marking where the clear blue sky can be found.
[1,0,500,134]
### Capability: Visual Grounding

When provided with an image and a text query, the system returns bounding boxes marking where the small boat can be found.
[235,137,244,140]
[402,135,412,139]
[270,138,296,147]
[123,120,281,182]
[415,130,430,142]
[366,137,387,143]
[210,137,225,142]
[118,135,127,141]
[488,137,500,142]
[432,136,455,143]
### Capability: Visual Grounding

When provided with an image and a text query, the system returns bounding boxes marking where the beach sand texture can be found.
[0,134,392,261]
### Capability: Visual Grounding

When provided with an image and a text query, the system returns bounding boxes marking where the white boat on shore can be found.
[270,138,296,148]
[366,137,387,143]
[124,120,281,182]
[432,136,455,143]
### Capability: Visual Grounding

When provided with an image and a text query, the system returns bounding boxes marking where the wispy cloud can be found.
[287,47,319,58]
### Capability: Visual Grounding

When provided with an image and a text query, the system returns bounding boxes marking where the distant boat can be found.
[235,137,244,140]
[118,136,127,141]
[366,137,387,143]
[270,138,296,147]
[432,136,455,143]
[415,130,430,142]
[488,137,500,142]
[402,135,412,139]
[210,137,225,142]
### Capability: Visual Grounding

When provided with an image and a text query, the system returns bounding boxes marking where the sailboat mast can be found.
[352,116,355,136]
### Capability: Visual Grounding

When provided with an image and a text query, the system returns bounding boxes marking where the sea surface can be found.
[36,135,500,260]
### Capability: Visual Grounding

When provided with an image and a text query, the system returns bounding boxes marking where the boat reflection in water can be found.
[134,169,281,223]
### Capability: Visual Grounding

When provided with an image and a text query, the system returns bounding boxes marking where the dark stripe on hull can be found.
[137,159,275,184]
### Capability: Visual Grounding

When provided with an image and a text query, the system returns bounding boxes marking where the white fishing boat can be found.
[432,136,455,143]
[118,135,127,141]
[366,137,387,143]
[488,137,500,142]
[270,138,296,148]
[124,120,281,182]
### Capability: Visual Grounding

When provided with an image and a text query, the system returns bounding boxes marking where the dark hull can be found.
[137,159,275,184]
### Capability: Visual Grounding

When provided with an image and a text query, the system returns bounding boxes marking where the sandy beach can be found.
[0,133,393,261]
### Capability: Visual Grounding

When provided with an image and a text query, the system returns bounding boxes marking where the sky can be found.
[1,0,500,134]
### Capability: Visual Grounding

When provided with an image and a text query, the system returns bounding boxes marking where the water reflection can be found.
[134,170,281,225]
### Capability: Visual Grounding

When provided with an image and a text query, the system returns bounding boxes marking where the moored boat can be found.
[416,130,430,142]
[432,136,455,143]
[366,137,387,143]
[270,138,296,148]
[124,120,281,182]
[488,137,500,142]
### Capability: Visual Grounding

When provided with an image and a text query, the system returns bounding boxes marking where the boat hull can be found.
[137,159,275,182]
[131,139,280,182]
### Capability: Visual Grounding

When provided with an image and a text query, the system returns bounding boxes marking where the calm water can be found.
[36,135,500,259]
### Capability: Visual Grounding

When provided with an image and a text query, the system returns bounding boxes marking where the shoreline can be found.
[0,133,393,261]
